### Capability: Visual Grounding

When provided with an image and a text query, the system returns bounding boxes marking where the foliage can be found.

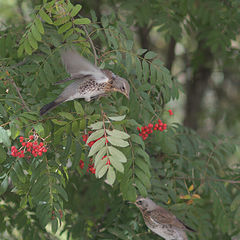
[0,0,240,240]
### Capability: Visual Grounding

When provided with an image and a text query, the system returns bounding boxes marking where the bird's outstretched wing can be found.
[60,48,108,83]
[149,207,189,230]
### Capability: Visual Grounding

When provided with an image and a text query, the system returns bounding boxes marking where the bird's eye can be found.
[121,86,126,91]
[137,200,143,205]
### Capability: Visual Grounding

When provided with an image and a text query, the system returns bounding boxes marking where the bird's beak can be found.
[124,92,130,99]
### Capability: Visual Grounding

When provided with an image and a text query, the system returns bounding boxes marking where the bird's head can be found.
[135,196,158,211]
[111,75,130,99]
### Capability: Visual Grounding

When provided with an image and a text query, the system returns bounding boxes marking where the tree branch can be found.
[82,25,98,66]
[6,71,30,112]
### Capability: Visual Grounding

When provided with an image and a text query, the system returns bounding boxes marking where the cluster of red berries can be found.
[11,135,48,158]
[79,159,96,174]
[137,119,167,140]
[51,209,63,220]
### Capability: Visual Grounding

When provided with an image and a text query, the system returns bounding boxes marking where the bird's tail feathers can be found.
[40,100,62,116]
[179,219,196,232]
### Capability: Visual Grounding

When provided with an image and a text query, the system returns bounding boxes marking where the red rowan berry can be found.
[168,109,173,115]
[148,123,153,128]
[29,135,34,140]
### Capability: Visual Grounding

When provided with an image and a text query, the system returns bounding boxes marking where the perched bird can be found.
[40,48,130,116]
[134,197,195,240]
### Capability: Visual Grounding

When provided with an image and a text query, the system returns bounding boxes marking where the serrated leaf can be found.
[54,184,68,201]
[108,146,127,163]
[28,32,38,49]
[51,218,58,233]
[58,112,75,120]
[135,179,147,197]
[74,101,84,115]
[89,121,103,130]
[131,134,145,150]
[58,22,72,34]
[106,129,130,139]
[35,18,44,34]
[39,9,53,24]
[142,59,149,82]
[95,157,107,175]
[73,18,91,25]
[86,129,104,143]
[109,156,124,173]
[135,57,142,81]
[24,40,32,55]
[51,119,67,126]
[107,136,129,147]
[31,24,42,41]
[88,137,105,157]
[135,168,151,188]
[70,4,82,17]
[136,147,150,164]
[94,147,107,166]
[144,51,157,59]
[17,44,24,57]
[109,115,126,121]
[0,176,8,195]
[97,165,108,178]
[106,166,116,185]
[0,127,11,147]
[64,28,74,40]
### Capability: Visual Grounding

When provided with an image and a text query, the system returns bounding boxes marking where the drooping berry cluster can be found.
[11,135,48,158]
[79,159,96,174]
[137,119,167,140]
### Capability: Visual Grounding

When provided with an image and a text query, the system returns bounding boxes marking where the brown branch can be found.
[82,25,98,66]
[7,72,30,112]
[173,176,240,184]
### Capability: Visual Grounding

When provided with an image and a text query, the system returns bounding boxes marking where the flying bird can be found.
[134,197,195,240]
[40,48,130,116]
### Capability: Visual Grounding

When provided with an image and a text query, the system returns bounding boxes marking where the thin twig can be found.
[7,72,30,112]
[11,59,27,68]
[82,25,98,66]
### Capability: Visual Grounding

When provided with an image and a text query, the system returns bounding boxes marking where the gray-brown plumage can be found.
[135,197,195,240]
[40,49,130,116]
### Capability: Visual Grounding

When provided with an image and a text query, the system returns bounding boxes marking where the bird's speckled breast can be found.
[142,211,187,240]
